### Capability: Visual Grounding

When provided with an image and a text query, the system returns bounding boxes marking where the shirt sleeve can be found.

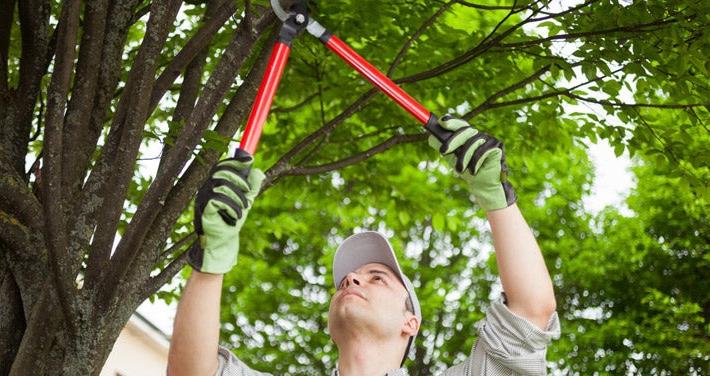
[214,346,273,376]
[443,297,561,376]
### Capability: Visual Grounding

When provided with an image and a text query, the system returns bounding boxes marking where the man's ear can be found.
[402,313,419,337]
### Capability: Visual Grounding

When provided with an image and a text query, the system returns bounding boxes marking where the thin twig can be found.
[397,0,544,84]
[387,0,455,76]
[147,247,192,295]
[529,0,599,23]
[477,0,523,47]
[462,66,625,119]
[282,133,427,177]
[328,125,404,144]
[159,231,197,260]
[271,91,321,113]
[499,17,685,49]
[454,0,528,11]
[466,64,552,118]
[565,93,708,109]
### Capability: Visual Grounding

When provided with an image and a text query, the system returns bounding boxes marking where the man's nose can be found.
[344,272,361,287]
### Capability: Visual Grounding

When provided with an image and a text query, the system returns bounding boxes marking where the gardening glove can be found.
[188,149,265,274]
[426,115,516,211]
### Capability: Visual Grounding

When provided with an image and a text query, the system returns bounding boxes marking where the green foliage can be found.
[123,0,709,374]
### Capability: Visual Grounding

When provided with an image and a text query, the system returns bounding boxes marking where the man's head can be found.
[328,232,421,365]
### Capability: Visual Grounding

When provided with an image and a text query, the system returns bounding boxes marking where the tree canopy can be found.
[0,0,707,374]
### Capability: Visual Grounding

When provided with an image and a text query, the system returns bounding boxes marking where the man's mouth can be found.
[340,290,366,301]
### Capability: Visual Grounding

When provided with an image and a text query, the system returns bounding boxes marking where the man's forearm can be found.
[486,203,556,330]
[168,271,223,376]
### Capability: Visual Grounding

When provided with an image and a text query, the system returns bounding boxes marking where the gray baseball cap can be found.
[332,231,421,361]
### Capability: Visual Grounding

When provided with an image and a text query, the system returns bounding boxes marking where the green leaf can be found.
[432,213,445,232]
[398,210,410,226]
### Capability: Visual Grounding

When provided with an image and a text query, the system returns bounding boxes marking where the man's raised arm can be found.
[487,204,556,329]
[167,151,265,376]
[426,116,556,330]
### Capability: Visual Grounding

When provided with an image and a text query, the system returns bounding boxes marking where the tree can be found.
[0,0,707,374]
[548,108,709,375]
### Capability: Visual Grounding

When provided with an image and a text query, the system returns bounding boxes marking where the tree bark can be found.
[0,253,25,375]
[6,0,50,178]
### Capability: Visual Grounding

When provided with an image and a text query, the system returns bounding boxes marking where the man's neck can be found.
[336,338,403,376]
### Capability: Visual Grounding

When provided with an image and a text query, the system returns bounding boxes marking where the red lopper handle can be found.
[239,41,292,155]
[322,34,433,125]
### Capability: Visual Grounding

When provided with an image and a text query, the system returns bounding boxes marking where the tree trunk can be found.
[5,285,143,376]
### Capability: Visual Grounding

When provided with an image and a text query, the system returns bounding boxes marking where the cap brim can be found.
[333,231,405,289]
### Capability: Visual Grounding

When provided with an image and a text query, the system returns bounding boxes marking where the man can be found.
[167,116,560,375]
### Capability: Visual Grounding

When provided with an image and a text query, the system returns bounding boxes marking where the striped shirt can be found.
[215,298,561,375]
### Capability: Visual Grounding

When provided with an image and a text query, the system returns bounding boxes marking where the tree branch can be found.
[476,0,529,47]
[16,0,50,101]
[133,233,197,302]
[0,210,49,320]
[0,157,43,231]
[0,0,15,93]
[65,0,145,280]
[147,0,238,115]
[466,64,552,119]
[396,0,539,85]
[28,93,44,144]
[4,0,50,177]
[631,108,702,184]
[62,0,143,202]
[0,253,25,375]
[453,0,528,11]
[462,65,625,119]
[42,22,58,78]
[40,0,82,335]
[271,91,320,114]
[565,93,709,109]
[281,133,427,177]
[159,232,197,260]
[158,0,223,171]
[146,244,192,297]
[328,125,404,144]
[261,1,544,184]
[105,13,277,297]
[61,0,110,202]
[83,0,184,288]
[263,88,380,189]
[125,33,277,299]
[499,17,683,49]
[528,0,599,23]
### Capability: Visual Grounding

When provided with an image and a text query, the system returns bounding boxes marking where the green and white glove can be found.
[188,149,265,274]
[426,115,516,211]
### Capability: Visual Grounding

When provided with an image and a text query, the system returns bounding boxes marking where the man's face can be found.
[328,263,418,343]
